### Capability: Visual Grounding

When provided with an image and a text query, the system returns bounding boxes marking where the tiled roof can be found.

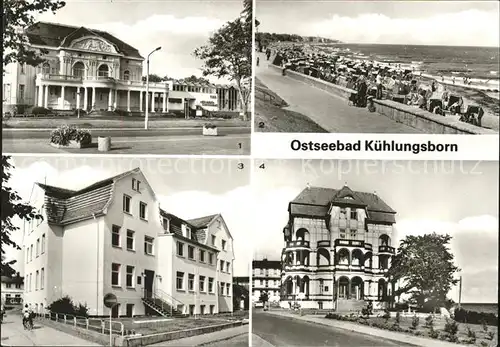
[252,259,281,269]
[25,22,143,59]
[187,214,219,228]
[38,168,140,225]
[1,276,24,284]
[290,186,396,222]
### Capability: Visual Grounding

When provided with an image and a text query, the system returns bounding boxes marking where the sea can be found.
[455,303,499,314]
[319,43,499,81]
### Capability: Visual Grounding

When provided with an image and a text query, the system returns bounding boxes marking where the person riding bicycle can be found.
[22,304,33,329]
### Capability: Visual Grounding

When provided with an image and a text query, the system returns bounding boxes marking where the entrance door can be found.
[144,270,155,299]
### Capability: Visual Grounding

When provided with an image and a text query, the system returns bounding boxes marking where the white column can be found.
[139,91,143,112]
[92,87,96,110]
[114,89,118,109]
[76,87,81,109]
[83,87,88,111]
[162,92,166,112]
[150,92,155,112]
[166,92,169,112]
[127,90,131,112]
[108,88,113,111]
[60,86,65,109]
[38,85,43,107]
[44,85,49,108]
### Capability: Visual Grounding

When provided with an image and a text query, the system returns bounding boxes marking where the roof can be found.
[168,91,196,99]
[290,186,396,223]
[38,168,140,225]
[187,214,219,228]
[25,21,143,59]
[1,276,24,284]
[252,259,281,269]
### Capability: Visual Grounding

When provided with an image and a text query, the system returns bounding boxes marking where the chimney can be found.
[374,190,377,196]
[306,183,310,190]
[344,181,348,186]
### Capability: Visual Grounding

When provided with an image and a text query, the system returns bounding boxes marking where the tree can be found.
[182,75,211,85]
[3,0,66,72]
[142,74,164,83]
[259,291,269,306]
[1,156,44,276]
[387,232,459,312]
[193,9,251,120]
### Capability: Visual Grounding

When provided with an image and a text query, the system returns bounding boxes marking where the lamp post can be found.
[145,46,162,130]
[76,90,81,118]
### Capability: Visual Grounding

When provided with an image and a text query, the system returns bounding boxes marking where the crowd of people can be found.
[267,43,484,125]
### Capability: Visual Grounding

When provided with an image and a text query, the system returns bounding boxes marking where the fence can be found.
[38,312,125,337]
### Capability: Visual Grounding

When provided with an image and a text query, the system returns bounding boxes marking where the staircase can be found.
[142,289,186,318]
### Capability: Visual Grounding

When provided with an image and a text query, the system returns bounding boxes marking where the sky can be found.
[5,156,251,276]
[256,0,500,47]
[253,159,499,304]
[34,0,244,82]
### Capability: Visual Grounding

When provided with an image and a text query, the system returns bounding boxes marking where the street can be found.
[2,127,250,155]
[252,311,413,347]
[0,313,99,346]
[147,325,248,346]
[256,53,421,133]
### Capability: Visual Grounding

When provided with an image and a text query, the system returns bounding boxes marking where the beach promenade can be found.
[256,53,421,133]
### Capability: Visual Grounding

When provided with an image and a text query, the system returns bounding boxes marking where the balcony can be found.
[37,73,82,82]
[286,240,310,248]
[317,240,331,248]
[36,74,169,90]
[334,239,372,250]
[378,245,395,254]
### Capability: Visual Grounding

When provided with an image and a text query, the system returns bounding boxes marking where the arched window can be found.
[72,62,85,78]
[337,248,350,265]
[379,234,390,246]
[351,277,364,300]
[42,63,50,74]
[351,249,363,266]
[338,277,349,299]
[123,70,130,80]
[364,252,373,268]
[317,248,330,266]
[296,228,309,241]
[98,64,109,77]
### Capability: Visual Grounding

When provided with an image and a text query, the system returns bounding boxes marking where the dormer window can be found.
[163,218,170,232]
[186,226,192,239]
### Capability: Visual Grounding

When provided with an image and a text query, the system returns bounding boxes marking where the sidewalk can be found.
[0,316,100,346]
[264,310,461,347]
[148,324,248,346]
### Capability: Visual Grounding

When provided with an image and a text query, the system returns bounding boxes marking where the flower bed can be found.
[50,125,92,148]
[325,312,497,346]
[202,123,218,136]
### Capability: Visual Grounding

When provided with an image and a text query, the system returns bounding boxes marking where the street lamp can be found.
[145,46,162,130]
[76,90,81,118]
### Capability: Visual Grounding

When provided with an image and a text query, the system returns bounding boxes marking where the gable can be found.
[69,36,119,54]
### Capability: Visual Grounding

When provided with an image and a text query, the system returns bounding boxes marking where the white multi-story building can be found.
[2,21,241,117]
[280,185,396,312]
[22,168,234,317]
[1,274,24,305]
[252,259,281,304]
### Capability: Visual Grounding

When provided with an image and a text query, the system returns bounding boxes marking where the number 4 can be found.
[259,163,265,169]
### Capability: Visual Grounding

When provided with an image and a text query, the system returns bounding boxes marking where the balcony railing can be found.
[379,245,395,254]
[317,240,331,248]
[38,73,82,81]
[334,239,372,250]
[36,74,169,89]
[286,240,310,248]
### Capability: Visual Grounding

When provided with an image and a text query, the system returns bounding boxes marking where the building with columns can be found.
[2,21,241,117]
[280,185,396,312]
[252,259,281,304]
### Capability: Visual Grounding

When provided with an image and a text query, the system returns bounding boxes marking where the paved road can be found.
[256,53,421,133]
[252,311,412,347]
[0,314,99,346]
[148,325,248,346]
[2,128,250,155]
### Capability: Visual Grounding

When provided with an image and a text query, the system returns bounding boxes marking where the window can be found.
[220,260,224,272]
[199,276,205,292]
[319,279,324,293]
[219,282,225,295]
[19,84,25,101]
[176,272,184,290]
[208,277,214,293]
[226,261,231,273]
[112,304,120,318]
[126,304,134,317]
[144,236,154,255]
[112,263,121,286]
[126,266,135,287]
[350,229,356,239]
[36,238,40,257]
[41,234,45,253]
[208,253,214,265]
[137,276,142,285]
[29,273,32,292]
[339,228,346,239]
[139,202,147,220]
[15,284,21,289]
[112,225,121,247]
[200,305,206,315]
[199,250,205,262]
[73,62,84,77]
[177,242,184,256]
[188,246,195,260]
[350,210,357,220]
[40,268,44,289]
[221,239,226,250]
[35,271,39,290]
[20,63,25,74]
[189,305,195,315]
[30,245,33,261]
[126,230,135,251]
[211,235,216,246]
[188,274,195,291]
[186,226,192,239]
[123,70,130,81]
[132,178,141,192]
[123,195,131,213]
[226,283,230,296]
[163,218,170,232]
[42,63,50,74]
[6,283,11,288]
[340,208,346,219]
[210,305,215,314]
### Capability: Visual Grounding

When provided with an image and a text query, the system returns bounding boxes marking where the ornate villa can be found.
[280,184,396,312]
[2,22,242,117]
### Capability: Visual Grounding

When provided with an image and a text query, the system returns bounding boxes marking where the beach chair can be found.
[428,99,443,113]
[460,105,484,127]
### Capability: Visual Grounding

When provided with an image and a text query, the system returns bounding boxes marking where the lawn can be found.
[325,313,497,346]
[116,317,239,335]
[2,116,250,129]
[254,78,328,133]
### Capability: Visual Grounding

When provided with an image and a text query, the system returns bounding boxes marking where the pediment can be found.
[70,36,118,54]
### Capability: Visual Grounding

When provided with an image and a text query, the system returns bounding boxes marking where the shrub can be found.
[410,314,419,330]
[47,296,89,318]
[382,308,390,320]
[204,123,217,129]
[395,311,401,324]
[454,308,498,326]
[425,314,434,329]
[50,125,91,146]
[26,106,52,116]
[466,326,476,339]
[429,328,439,339]
[413,331,422,336]
[482,320,489,332]
[444,318,459,336]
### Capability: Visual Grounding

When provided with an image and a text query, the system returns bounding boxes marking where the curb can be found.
[197,331,248,346]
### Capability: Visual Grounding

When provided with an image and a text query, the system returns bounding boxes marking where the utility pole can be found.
[458,276,462,310]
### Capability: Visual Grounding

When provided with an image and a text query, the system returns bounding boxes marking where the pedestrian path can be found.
[148,325,248,346]
[256,53,422,133]
[0,315,100,346]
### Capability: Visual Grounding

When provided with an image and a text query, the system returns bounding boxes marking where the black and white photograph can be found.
[251,159,498,346]
[255,0,499,134]
[2,0,252,154]
[1,156,250,346]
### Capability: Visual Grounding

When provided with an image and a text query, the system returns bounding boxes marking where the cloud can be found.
[309,10,499,47]
[158,185,252,276]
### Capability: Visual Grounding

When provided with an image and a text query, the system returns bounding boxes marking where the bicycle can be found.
[23,313,34,330]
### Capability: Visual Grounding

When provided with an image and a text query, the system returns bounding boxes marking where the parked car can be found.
[254,302,264,308]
